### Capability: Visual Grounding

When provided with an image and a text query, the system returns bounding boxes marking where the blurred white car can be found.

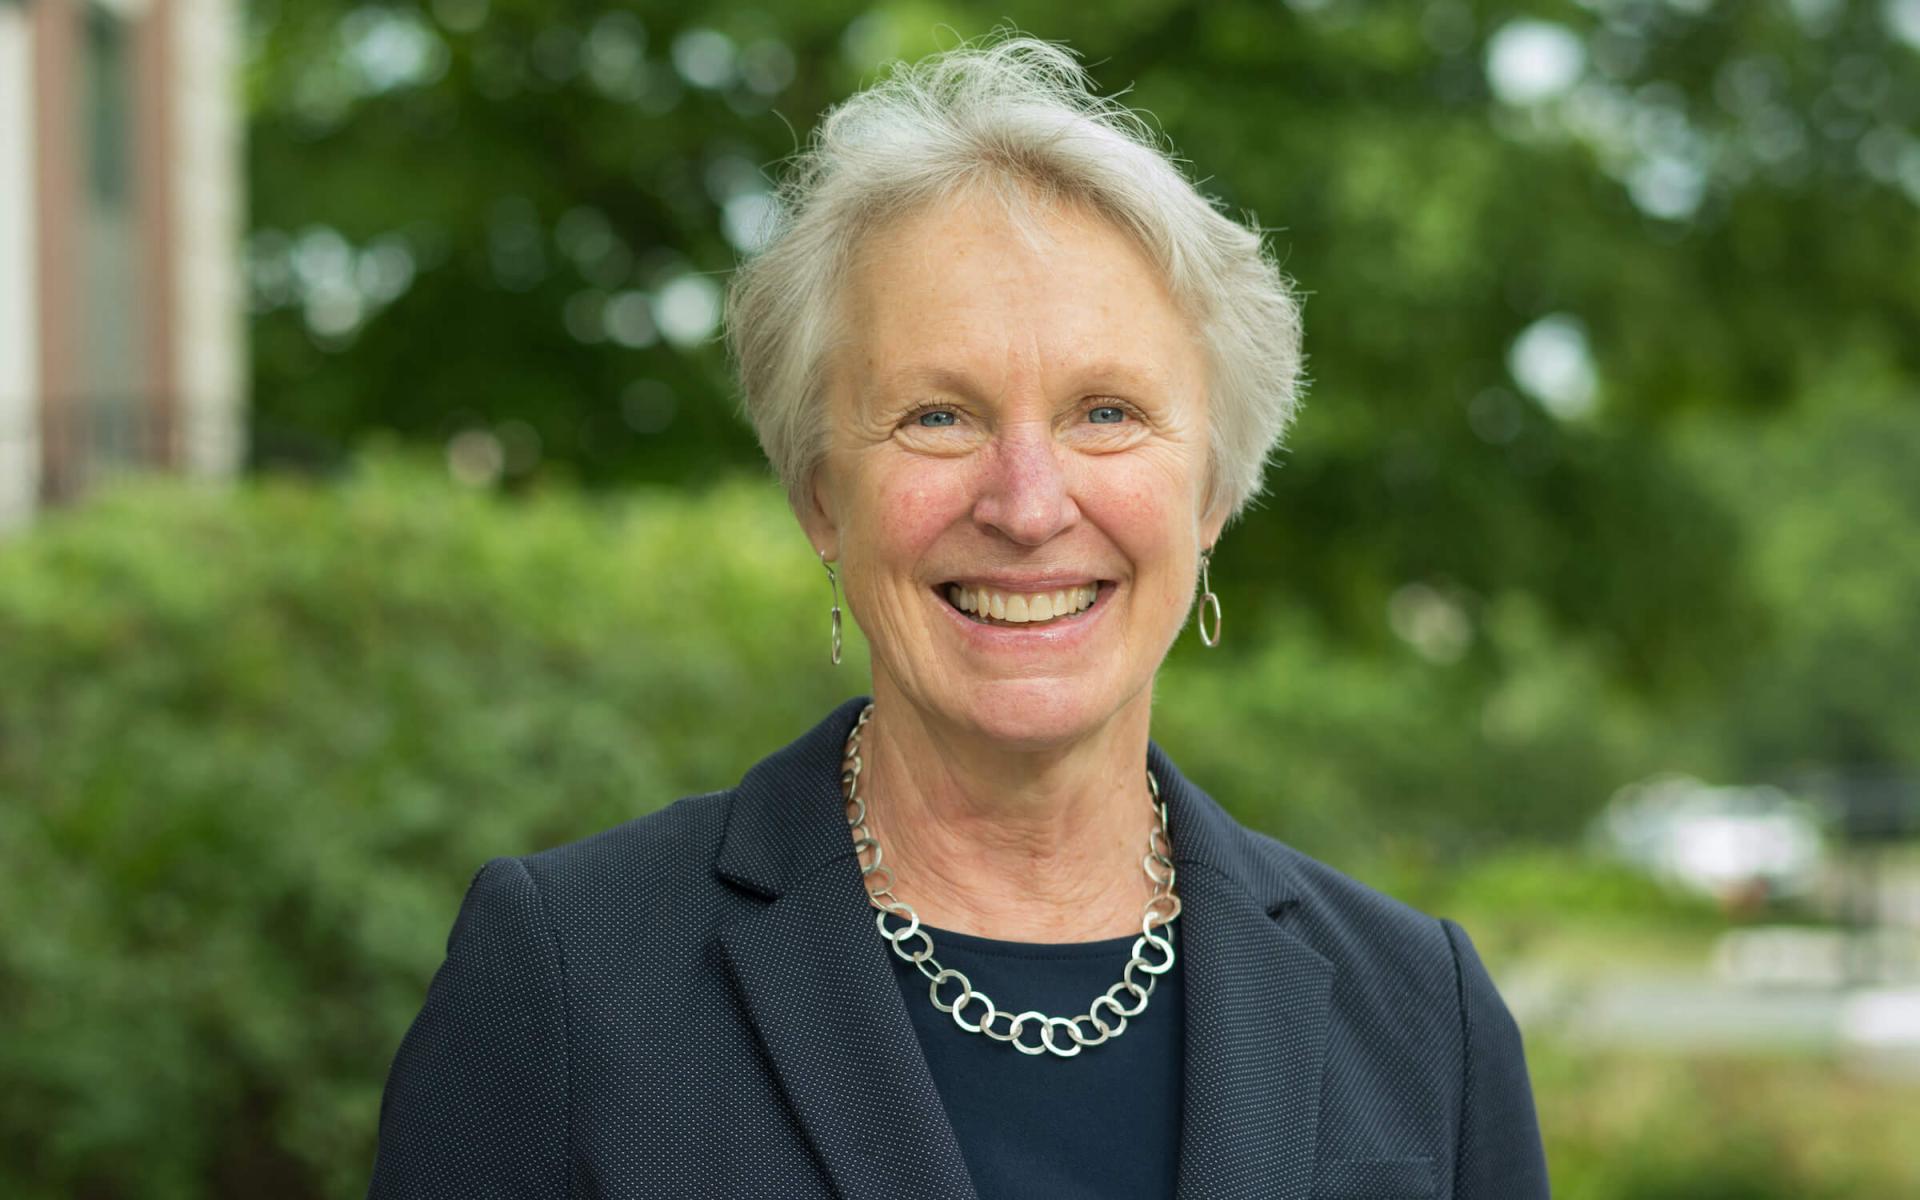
[1596,774,1826,902]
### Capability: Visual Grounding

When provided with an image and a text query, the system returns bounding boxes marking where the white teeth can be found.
[946,583,1101,623]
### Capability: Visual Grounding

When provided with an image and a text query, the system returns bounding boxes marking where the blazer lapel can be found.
[1155,746,1337,1200]
[714,699,979,1200]
[709,703,1332,1200]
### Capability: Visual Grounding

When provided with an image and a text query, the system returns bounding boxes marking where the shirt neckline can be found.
[912,918,1178,962]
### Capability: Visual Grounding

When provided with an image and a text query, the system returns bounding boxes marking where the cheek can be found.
[1093,475,1182,560]
[855,466,967,571]
[1083,472,1196,616]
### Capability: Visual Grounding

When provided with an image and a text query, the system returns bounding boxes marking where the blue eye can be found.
[1088,405,1127,425]
[916,410,958,427]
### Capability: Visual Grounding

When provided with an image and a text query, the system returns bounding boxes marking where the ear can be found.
[793,463,842,563]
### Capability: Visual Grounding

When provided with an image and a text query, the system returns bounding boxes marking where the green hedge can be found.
[0,456,868,1199]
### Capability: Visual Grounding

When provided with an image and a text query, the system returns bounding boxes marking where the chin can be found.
[935,675,1139,751]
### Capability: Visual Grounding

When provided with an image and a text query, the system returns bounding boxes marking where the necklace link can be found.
[840,702,1178,1058]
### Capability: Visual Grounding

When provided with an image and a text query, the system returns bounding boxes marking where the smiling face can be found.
[800,189,1226,752]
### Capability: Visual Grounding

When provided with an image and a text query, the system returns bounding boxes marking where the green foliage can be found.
[244,0,1920,699]
[1155,602,1640,852]
[1373,844,1725,946]
[0,455,868,1199]
[1531,1047,1920,1200]
[1673,365,1920,773]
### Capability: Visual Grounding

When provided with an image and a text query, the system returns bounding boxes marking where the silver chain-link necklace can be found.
[841,703,1181,1058]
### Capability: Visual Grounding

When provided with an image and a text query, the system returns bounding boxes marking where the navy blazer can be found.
[368,698,1549,1198]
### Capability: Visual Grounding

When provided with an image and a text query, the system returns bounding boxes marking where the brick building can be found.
[0,0,245,532]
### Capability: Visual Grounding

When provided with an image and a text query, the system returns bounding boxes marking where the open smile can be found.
[938,581,1109,628]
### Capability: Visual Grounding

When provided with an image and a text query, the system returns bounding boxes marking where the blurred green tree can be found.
[244,0,1920,707]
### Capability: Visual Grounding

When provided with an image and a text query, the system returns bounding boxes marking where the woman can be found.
[369,37,1548,1200]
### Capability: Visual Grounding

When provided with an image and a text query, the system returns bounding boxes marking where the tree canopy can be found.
[244,0,1920,770]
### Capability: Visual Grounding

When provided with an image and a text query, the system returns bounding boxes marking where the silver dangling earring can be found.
[1197,546,1222,648]
[820,550,843,666]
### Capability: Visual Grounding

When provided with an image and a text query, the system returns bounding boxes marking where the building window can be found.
[78,0,149,476]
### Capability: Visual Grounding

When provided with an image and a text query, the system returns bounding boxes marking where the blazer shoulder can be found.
[515,789,735,917]
[1243,829,1456,987]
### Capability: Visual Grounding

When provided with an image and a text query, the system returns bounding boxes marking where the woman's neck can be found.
[855,684,1160,943]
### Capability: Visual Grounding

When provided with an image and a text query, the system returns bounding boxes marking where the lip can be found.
[938,573,1109,591]
[930,579,1117,648]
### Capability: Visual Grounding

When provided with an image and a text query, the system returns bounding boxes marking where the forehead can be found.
[839,190,1201,396]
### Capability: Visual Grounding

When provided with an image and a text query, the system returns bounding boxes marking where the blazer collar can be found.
[714,699,1335,1200]
[713,696,875,901]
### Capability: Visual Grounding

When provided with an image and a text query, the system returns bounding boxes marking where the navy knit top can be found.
[889,920,1185,1199]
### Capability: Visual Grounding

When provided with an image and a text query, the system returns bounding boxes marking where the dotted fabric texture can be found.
[367,698,1550,1199]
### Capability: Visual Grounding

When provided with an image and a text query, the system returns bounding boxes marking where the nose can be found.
[970,421,1079,546]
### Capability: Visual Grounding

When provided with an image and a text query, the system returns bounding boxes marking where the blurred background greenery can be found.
[4,0,1919,1196]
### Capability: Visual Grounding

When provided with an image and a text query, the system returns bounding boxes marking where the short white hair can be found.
[725,35,1305,522]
